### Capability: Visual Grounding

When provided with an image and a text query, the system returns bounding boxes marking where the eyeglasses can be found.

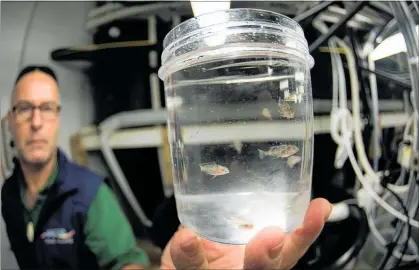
[12,102,61,122]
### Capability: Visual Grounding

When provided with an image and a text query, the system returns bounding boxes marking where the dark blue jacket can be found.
[1,149,103,269]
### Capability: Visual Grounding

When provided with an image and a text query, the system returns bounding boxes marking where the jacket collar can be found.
[55,148,78,194]
[12,148,78,195]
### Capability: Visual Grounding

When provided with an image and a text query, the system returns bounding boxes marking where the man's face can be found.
[8,71,61,166]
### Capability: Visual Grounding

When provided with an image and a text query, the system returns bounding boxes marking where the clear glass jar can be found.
[158,8,315,245]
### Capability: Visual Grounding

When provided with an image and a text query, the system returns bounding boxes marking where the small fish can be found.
[199,162,229,179]
[237,223,254,229]
[258,144,299,159]
[231,140,243,154]
[262,108,272,120]
[226,218,254,229]
[278,100,295,119]
[287,155,302,168]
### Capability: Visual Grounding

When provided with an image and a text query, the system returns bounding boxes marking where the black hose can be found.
[389,261,419,270]
[342,63,412,89]
[325,204,369,270]
[377,186,411,270]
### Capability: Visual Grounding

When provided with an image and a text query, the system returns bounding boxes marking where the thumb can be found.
[170,228,208,269]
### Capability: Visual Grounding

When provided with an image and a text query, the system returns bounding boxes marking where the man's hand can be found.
[161,198,332,270]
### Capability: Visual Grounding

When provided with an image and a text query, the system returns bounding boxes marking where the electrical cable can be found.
[366,210,418,262]
[51,40,154,61]
[324,204,369,270]
[393,195,412,269]
[18,2,39,69]
[373,169,406,221]
[389,261,419,270]
[377,186,410,270]
[396,168,419,267]
[343,63,412,89]
[395,179,417,268]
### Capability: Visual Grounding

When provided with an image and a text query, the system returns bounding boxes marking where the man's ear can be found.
[5,111,15,149]
[7,110,12,131]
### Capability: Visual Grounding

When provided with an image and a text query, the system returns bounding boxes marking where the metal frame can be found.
[76,108,408,230]
[309,2,368,53]
[80,111,409,152]
[77,108,408,228]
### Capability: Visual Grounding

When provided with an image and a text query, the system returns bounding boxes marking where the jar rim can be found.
[163,8,306,49]
[159,8,314,79]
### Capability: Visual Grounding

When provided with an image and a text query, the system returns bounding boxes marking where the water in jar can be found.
[166,52,313,245]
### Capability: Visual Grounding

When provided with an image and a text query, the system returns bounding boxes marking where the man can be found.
[1,66,149,269]
[3,65,331,270]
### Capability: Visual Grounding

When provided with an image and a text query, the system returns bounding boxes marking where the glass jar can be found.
[158,8,314,245]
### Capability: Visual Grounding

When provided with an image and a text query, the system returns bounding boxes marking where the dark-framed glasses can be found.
[12,102,61,122]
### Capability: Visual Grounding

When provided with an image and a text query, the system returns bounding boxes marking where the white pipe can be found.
[147,16,157,45]
[368,55,381,171]
[325,38,419,228]
[99,109,167,228]
[367,213,419,261]
[87,3,124,19]
[85,2,187,31]
[327,202,351,222]
[150,74,161,110]
[334,39,381,189]
[341,115,419,228]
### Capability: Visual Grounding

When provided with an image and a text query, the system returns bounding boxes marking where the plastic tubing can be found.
[334,39,419,228]
[333,38,380,187]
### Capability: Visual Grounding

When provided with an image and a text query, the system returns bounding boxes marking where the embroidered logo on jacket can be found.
[40,228,75,244]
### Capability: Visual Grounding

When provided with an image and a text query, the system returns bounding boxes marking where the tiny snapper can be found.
[199,162,230,179]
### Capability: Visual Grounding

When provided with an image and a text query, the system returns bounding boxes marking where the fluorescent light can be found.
[190,1,231,17]
[370,25,419,61]
[190,1,231,47]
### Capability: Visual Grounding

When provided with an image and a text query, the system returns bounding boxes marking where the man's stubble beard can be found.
[18,147,54,170]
